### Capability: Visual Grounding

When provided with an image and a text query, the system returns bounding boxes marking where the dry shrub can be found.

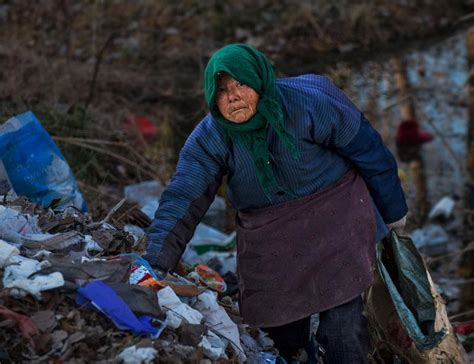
[0,0,471,213]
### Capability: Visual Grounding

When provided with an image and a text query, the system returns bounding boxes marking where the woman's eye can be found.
[237,82,244,87]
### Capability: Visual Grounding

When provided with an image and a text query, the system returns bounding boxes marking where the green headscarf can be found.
[204,44,299,198]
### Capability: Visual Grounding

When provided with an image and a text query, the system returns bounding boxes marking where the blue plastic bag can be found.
[77,280,165,337]
[0,111,86,211]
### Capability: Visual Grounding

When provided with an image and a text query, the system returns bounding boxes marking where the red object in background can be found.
[124,114,158,140]
[453,321,474,336]
[395,119,434,146]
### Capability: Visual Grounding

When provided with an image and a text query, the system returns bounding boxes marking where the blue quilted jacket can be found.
[145,75,408,271]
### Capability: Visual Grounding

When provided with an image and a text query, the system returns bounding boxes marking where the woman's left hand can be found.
[387,215,407,235]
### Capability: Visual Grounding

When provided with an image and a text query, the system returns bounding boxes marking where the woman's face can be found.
[215,74,260,123]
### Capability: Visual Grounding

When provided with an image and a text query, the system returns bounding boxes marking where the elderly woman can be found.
[145,44,407,363]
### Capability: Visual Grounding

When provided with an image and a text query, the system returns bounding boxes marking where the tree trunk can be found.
[393,58,429,224]
[458,27,474,315]
[465,27,474,231]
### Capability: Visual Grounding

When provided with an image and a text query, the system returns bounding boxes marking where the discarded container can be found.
[0,111,86,211]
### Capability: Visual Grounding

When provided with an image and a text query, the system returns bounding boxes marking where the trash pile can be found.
[0,111,278,363]
[0,197,278,363]
[406,196,474,359]
[1,111,472,362]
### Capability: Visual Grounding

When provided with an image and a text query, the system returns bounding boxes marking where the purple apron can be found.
[236,170,376,327]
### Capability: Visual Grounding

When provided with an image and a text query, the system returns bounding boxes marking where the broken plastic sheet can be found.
[76,280,164,337]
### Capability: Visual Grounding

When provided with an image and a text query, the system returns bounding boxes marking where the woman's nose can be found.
[228,86,240,102]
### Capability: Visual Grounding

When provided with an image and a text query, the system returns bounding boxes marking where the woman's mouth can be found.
[230,107,246,114]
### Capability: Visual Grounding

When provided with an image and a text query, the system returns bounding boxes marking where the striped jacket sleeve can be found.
[309,76,408,223]
[145,116,227,272]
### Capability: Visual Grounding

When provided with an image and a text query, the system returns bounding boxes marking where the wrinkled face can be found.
[215,74,260,123]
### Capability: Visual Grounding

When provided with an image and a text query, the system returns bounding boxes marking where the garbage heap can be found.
[0,197,276,363]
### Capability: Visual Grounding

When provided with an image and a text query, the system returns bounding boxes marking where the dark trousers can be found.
[264,295,369,363]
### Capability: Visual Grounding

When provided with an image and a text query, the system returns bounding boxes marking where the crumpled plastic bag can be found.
[0,111,86,211]
[366,231,469,363]
[0,205,41,244]
[195,290,246,362]
[7,273,64,299]
[3,255,46,277]
[3,255,64,298]
[157,286,203,329]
